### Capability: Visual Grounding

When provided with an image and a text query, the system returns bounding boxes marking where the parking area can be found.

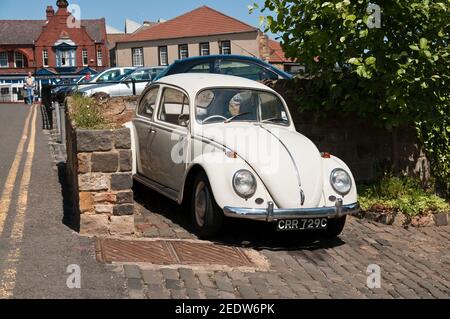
[107,181,450,299]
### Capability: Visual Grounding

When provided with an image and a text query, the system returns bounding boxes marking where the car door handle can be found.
[149,128,156,134]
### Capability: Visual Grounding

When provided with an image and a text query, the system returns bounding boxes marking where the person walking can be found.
[24,72,36,105]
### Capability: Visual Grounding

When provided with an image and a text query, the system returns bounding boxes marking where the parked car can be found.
[128,73,359,238]
[53,67,136,103]
[52,75,89,104]
[153,55,293,82]
[79,67,165,99]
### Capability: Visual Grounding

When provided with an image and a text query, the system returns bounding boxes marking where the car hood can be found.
[198,123,324,208]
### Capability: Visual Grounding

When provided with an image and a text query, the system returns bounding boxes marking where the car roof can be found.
[173,54,266,64]
[154,73,276,95]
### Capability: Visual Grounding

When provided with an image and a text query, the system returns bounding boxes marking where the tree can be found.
[254,0,450,197]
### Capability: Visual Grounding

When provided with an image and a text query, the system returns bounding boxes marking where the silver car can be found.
[79,67,166,98]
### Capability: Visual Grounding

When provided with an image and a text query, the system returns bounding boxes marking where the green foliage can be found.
[70,94,110,130]
[359,176,450,216]
[256,0,450,198]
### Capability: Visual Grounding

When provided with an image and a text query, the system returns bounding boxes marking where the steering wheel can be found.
[202,115,227,124]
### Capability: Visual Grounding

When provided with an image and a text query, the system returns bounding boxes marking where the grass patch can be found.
[70,94,112,130]
[359,176,450,217]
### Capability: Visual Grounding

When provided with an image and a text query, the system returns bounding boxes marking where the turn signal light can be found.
[321,152,331,159]
[225,150,238,159]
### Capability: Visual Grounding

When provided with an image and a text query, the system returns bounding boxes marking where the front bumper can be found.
[223,200,360,222]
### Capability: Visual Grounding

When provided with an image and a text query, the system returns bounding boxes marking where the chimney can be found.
[258,32,271,62]
[46,6,55,19]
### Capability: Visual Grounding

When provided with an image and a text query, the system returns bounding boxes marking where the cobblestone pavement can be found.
[123,182,450,299]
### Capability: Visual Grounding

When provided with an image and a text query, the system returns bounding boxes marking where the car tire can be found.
[92,92,110,104]
[323,216,347,238]
[191,172,223,238]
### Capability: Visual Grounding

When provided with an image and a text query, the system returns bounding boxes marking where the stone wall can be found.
[267,80,430,183]
[65,108,134,236]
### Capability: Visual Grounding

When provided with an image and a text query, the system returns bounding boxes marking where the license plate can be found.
[277,218,328,232]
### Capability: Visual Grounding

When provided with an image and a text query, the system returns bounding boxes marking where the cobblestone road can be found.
[119,182,450,299]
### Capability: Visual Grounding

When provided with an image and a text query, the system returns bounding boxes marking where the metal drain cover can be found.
[95,238,252,267]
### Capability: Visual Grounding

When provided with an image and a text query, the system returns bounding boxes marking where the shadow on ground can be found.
[133,180,346,252]
[57,162,80,232]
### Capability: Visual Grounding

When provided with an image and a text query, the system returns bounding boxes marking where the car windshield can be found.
[196,88,289,125]
[112,69,135,82]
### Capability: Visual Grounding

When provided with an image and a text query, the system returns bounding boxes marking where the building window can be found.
[82,49,88,66]
[14,51,25,68]
[97,50,103,67]
[199,42,210,56]
[132,48,144,67]
[43,49,49,67]
[0,52,8,68]
[56,50,76,67]
[158,46,168,66]
[178,44,189,60]
[219,40,231,55]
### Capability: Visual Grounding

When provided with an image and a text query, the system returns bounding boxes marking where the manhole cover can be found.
[95,238,253,267]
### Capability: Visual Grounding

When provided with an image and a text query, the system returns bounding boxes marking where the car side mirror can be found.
[178,114,190,127]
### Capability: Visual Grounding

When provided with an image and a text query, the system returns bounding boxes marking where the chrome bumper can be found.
[223,200,360,222]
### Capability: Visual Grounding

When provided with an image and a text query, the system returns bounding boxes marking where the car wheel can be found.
[323,216,347,238]
[92,92,110,104]
[191,172,223,238]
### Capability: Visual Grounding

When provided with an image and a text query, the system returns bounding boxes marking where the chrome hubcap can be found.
[194,182,207,227]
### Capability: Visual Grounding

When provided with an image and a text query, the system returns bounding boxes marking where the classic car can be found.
[128,73,359,238]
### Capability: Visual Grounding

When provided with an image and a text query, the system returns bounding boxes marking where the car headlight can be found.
[330,168,352,195]
[233,170,257,199]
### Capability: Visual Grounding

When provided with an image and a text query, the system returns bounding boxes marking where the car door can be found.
[146,86,190,192]
[134,85,160,177]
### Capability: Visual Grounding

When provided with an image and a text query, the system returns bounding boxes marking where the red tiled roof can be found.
[268,40,294,63]
[121,6,258,43]
[107,33,132,49]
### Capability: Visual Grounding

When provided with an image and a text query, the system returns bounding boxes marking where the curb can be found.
[354,211,449,228]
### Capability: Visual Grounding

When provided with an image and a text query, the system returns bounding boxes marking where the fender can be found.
[181,145,276,210]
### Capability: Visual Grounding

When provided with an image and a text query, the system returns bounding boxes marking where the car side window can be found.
[218,60,279,81]
[138,86,159,119]
[98,70,120,82]
[158,88,190,127]
[188,63,212,73]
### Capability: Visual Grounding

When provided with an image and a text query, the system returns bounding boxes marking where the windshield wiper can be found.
[262,117,286,123]
[224,112,252,123]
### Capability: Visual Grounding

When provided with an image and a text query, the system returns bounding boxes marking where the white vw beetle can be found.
[129,74,359,238]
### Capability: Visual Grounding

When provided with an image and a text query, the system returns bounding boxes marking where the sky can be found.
[0,0,278,38]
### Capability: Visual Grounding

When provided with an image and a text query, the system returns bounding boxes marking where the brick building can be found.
[0,0,109,82]
[110,6,300,73]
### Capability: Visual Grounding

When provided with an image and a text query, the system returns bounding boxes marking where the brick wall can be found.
[267,80,430,183]
[65,103,134,236]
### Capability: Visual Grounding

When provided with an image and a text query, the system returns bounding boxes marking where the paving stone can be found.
[237,284,259,299]
[162,269,180,281]
[166,279,183,290]
[123,265,141,279]
[197,273,216,288]
[186,288,203,299]
[142,269,163,285]
[146,284,171,299]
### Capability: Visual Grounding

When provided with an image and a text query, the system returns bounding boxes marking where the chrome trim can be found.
[223,202,360,222]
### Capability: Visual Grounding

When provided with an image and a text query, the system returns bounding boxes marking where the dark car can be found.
[153,55,293,82]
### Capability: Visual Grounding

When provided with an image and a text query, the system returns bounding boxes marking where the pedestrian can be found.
[24,72,36,105]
